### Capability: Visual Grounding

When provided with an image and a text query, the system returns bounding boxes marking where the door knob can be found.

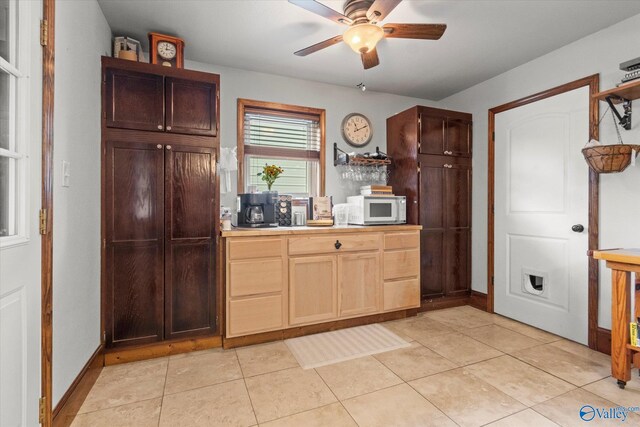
[335,240,342,250]
[571,224,585,233]
[166,145,172,150]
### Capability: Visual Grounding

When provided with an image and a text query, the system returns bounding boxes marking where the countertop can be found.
[221,224,422,237]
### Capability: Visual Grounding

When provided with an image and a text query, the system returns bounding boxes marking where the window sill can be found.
[0,235,30,250]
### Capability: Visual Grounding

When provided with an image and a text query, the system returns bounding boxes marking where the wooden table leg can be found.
[612,269,632,388]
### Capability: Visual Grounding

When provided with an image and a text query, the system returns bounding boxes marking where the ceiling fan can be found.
[289,0,446,69]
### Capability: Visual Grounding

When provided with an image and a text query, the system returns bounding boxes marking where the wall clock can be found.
[148,32,184,68]
[341,113,373,147]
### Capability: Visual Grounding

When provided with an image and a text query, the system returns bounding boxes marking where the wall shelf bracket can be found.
[605,95,632,130]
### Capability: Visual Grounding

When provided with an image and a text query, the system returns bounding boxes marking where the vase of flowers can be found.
[257,163,284,192]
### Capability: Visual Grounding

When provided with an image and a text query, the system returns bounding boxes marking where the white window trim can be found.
[0,0,31,249]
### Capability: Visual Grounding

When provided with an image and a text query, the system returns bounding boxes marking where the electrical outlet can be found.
[62,161,70,187]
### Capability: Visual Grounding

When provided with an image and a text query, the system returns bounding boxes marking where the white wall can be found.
[52,0,111,405]
[184,59,438,208]
[440,14,640,330]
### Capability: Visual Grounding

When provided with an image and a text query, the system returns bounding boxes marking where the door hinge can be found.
[492,276,495,286]
[39,209,47,235]
[38,397,46,424]
[103,239,106,249]
[417,162,421,174]
[103,331,106,342]
[40,20,48,46]
[492,131,495,141]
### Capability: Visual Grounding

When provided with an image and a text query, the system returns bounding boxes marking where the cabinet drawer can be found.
[228,237,283,260]
[384,279,420,311]
[384,232,419,250]
[288,233,380,255]
[384,249,420,280]
[229,258,283,297]
[228,295,283,337]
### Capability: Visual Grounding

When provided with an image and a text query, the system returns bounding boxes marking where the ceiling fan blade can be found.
[383,23,447,40]
[361,48,380,69]
[294,35,344,56]
[288,0,353,25]
[367,0,402,23]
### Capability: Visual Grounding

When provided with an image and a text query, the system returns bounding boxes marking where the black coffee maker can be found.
[237,193,278,228]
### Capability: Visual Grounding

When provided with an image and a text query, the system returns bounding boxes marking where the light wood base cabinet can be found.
[224,228,420,339]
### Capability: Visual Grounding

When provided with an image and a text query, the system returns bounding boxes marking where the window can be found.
[238,99,325,196]
[0,0,29,245]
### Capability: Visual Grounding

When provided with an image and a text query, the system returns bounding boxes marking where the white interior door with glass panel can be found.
[0,1,42,425]
[494,86,589,344]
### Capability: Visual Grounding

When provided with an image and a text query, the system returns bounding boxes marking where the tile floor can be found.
[71,306,640,427]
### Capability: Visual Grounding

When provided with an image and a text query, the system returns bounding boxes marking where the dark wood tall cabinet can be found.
[387,106,472,301]
[102,57,220,351]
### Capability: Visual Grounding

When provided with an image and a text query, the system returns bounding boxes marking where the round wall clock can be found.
[341,113,373,147]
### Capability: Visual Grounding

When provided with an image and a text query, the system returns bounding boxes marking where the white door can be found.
[494,86,589,344]
[0,0,42,425]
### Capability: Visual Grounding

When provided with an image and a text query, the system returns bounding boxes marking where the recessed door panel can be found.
[165,145,217,338]
[166,77,218,136]
[420,230,444,298]
[105,68,164,131]
[419,115,445,155]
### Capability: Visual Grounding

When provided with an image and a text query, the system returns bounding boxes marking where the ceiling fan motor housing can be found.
[344,0,375,23]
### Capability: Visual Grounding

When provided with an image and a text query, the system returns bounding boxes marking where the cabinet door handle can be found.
[335,240,342,250]
[156,144,162,149]
[166,145,172,150]
[166,126,172,131]
[444,164,453,168]
[157,125,163,130]
[444,150,453,155]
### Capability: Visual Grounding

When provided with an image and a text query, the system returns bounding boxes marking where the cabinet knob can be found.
[444,164,453,168]
[157,125,163,130]
[166,126,172,131]
[166,145,172,150]
[156,144,162,149]
[335,240,342,250]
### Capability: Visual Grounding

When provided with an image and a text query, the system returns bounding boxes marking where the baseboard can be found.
[52,344,104,427]
[419,293,470,312]
[596,327,611,355]
[223,309,418,349]
[104,335,222,365]
[469,291,488,311]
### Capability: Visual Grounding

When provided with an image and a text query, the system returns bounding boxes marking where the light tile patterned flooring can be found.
[71,306,640,426]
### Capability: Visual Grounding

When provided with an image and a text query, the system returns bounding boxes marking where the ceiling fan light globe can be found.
[343,23,384,54]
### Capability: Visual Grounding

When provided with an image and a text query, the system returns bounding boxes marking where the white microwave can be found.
[346,195,407,225]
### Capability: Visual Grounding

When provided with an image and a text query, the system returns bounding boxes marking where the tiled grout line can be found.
[231,349,260,426]
[157,356,170,427]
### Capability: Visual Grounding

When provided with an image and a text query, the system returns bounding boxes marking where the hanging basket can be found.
[581,144,640,173]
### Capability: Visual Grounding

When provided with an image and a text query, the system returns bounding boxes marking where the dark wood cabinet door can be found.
[418,156,472,298]
[445,118,472,157]
[105,141,165,347]
[105,68,164,132]
[444,229,471,296]
[444,161,472,229]
[420,230,445,298]
[164,145,217,339]
[165,78,218,137]
[419,114,445,155]
[419,156,446,298]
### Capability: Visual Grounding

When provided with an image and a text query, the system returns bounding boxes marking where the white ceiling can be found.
[97,0,640,100]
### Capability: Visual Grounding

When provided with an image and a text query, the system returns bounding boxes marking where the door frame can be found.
[41,0,55,424]
[487,74,600,350]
